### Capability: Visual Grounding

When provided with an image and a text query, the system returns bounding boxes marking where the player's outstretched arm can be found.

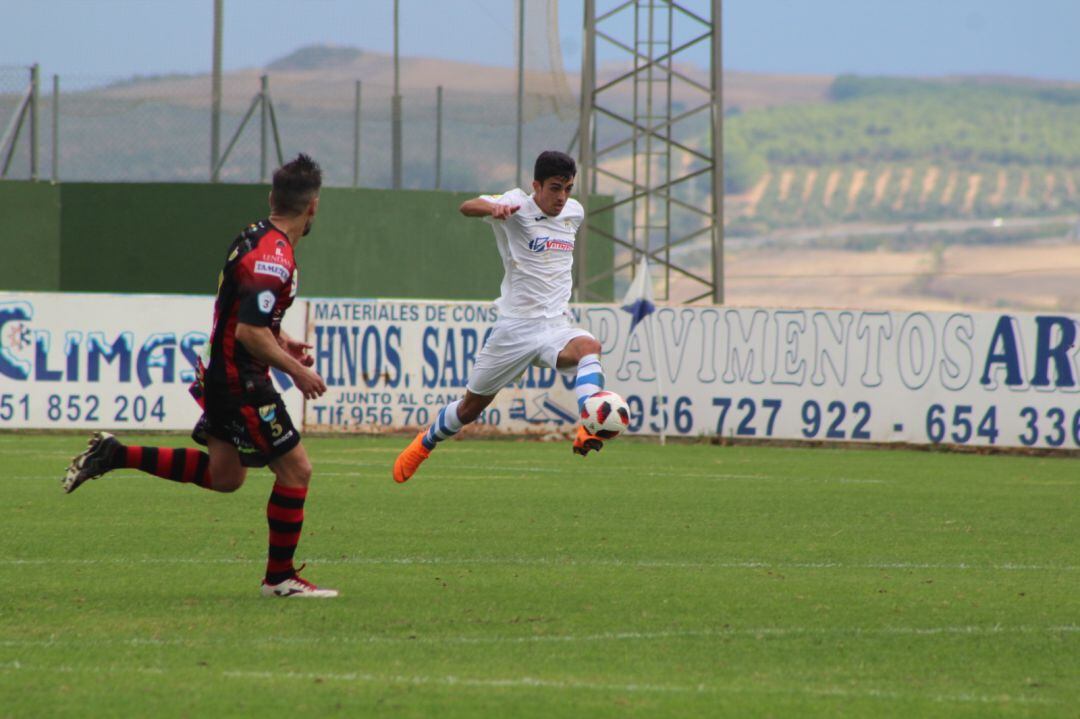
[236,323,326,399]
[459,197,520,219]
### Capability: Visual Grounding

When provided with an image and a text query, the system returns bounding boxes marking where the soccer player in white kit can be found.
[393,151,608,483]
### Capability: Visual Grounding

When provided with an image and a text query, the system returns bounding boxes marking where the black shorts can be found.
[192,390,301,468]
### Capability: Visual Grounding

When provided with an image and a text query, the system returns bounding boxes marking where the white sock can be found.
[422,400,465,450]
[574,354,605,411]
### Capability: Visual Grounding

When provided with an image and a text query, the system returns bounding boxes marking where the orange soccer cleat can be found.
[393,431,431,483]
[572,425,604,457]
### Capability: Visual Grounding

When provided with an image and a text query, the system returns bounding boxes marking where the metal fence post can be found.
[711,0,725,304]
[259,74,268,182]
[51,74,58,182]
[515,0,525,188]
[392,95,402,190]
[29,64,39,181]
[575,0,595,301]
[353,80,361,188]
[211,0,223,181]
[391,0,402,189]
[435,85,442,190]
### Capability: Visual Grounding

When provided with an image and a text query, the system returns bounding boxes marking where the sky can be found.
[3,0,1080,83]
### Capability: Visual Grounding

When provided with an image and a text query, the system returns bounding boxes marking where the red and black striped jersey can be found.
[204,220,297,401]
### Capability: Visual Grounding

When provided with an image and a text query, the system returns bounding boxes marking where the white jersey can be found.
[481,188,584,319]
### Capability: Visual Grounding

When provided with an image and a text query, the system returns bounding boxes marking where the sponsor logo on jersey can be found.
[255,261,291,282]
[534,215,545,221]
[527,236,574,253]
[257,290,276,313]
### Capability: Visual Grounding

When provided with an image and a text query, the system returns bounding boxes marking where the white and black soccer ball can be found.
[580,391,632,439]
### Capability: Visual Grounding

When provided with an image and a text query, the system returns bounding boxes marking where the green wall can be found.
[307,188,513,300]
[59,183,267,295]
[0,182,61,290]
[307,187,613,301]
[2,181,613,301]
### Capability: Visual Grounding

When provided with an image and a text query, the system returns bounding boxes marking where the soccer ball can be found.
[580,391,632,439]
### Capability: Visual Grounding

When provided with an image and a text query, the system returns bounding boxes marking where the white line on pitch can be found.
[0,661,1055,705]
[2,625,1077,650]
[306,463,889,483]
[1,466,880,483]
[5,555,1076,571]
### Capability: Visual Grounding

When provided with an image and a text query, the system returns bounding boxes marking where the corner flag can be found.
[620,256,656,332]
[620,256,666,445]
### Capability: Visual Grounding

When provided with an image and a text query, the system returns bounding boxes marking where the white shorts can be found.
[466,315,594,396]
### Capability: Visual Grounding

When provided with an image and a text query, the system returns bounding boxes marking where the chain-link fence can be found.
[0,65,40,180]
[6,0,1080,313]
[0,66,578,191]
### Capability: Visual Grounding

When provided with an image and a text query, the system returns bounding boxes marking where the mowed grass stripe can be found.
[0,662,1059,706]
[3,624,1078,649]
[5,555,1078,571]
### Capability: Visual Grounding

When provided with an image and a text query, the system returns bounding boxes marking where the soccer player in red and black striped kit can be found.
[63,154,337,598]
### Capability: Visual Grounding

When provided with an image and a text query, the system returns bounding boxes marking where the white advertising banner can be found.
[2,293,1077,450]
[0,292,305,431]
[306,299,1080,450]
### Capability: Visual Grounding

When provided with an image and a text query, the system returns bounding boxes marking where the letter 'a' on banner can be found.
[620,257,666,445]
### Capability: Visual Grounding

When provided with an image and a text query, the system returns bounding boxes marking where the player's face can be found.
[532,176,575,216]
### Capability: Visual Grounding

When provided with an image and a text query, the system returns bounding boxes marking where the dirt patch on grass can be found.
[1043,172,1057,204]
[822,170,842,208]
[872,169,892,207]
[891,167,913,211]
[801,170,819,203]
[743,173,773,217]
[1064,172,1078,199]
[961,173,981,214]
[989,170,1008,206]
[919,167,940,207]
[778,170,795,201]
[940,171,959,205]
[1018,171,1031,201]
[846,169,868,213]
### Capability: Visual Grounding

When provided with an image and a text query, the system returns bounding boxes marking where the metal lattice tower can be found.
[576,0,722,304]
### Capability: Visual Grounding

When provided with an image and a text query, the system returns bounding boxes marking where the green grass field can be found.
[2,433,1077,717]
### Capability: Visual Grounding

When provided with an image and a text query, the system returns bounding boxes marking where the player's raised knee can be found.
[579,337,602,356]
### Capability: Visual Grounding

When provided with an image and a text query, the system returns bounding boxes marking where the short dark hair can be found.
[534,150,576,184]
[271,153,322,215]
